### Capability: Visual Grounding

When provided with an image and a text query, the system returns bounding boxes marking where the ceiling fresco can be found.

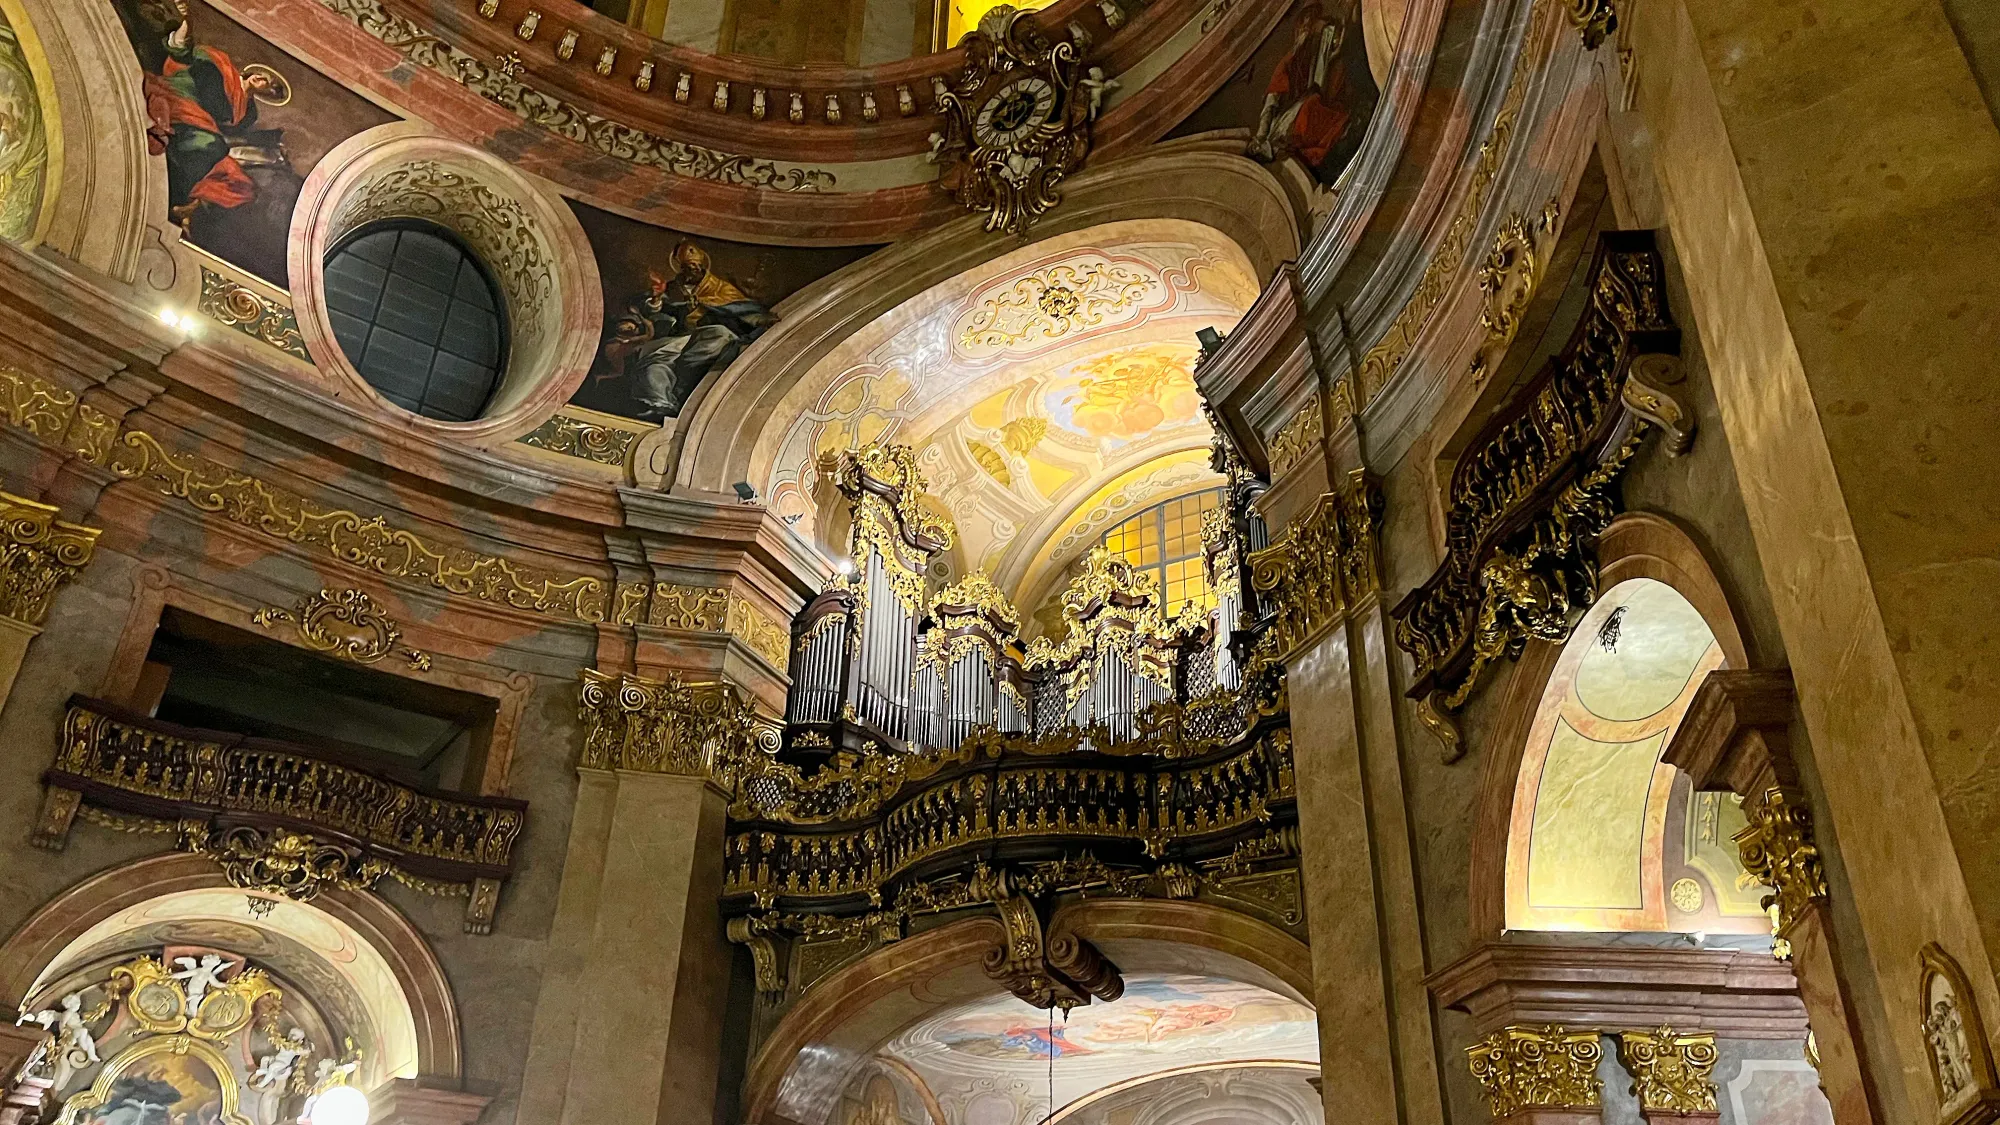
[756,220,1255,606]
[1505,578,1771,936]
[836,974,1319,1125]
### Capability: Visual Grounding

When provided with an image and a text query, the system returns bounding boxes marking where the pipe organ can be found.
[783,444,1254,760]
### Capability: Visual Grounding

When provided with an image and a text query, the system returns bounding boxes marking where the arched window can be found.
[322,220,508,423]
[1504,577,1770,934]
[1100,489,1224,615]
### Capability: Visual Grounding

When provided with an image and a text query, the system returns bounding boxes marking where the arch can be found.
[0,0,155,280]
[742,900,1313,1124]
[1466,511,1756,940]
[0,853,463,1082]
[663,138,1302,499]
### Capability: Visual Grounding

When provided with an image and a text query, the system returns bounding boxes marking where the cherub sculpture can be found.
[252,1027,313,1090]
[170,954,234,1017]
[14,992,99,1087]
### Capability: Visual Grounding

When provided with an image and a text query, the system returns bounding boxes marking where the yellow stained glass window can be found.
[1101,489,1223,616]
[941,0,1059,48]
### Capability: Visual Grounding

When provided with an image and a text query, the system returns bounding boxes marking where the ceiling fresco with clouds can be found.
[756,220,1256,605]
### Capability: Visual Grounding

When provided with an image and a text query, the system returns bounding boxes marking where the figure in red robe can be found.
[1249,1,1379,185]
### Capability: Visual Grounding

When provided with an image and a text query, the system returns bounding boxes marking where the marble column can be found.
[1622,0,2000,1119]
[1247,465,1445,1125]
[516,758,734,1125]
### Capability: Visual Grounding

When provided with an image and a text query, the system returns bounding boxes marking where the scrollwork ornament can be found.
[516,413,639,466]
[253,588,432,670]
[1616,1027,1719,1114]
[198,269,312,361]
[1732,785,1827,938]
[1563,0,1618,49]
[180,822,393,902]
[1465,1025,1604,1118]
[930,8,1093,234]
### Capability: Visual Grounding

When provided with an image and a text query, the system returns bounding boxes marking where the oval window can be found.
[323,220,508,423]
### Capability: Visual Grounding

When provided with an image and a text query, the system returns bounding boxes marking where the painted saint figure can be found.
[1247,0,1379,186]
[581,240,776,423]
[124,0,300,284]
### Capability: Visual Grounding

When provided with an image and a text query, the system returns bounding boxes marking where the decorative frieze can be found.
[0,489,101,628]
[1466,1024,1604,1119]
[1266,392,1323,478]
[1616,1027,1719,1115]
[515,412,639,467]
[197,269,311,361]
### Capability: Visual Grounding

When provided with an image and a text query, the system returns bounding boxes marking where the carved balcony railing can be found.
[1389,230,1691,758]
[37,697,526,933]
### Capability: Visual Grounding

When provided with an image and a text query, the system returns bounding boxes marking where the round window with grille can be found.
[322,220,508,423]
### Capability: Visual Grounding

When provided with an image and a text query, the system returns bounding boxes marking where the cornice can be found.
[220,0,1290,242]
[1429,942,1810,1038]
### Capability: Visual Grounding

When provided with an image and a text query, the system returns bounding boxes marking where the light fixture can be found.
[837,558,855,576]
[157,307,201,336]
[303,1084,369,1125]
[732,481,758,503]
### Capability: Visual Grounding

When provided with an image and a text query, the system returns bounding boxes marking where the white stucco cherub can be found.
[14,993,99,1088]
[252,1027,312,1090]
[170,953,234,1017]
[1080,67,1120,121]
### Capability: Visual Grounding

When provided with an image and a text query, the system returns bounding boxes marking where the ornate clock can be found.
[930,7,1099,236]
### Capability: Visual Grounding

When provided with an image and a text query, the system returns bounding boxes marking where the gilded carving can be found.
[1563,0,1618,49]
[728,594,792,670]
[108,955,280,1041]
[516,413,640,466]
[930,8,1093,234]
[316,0,835,192]
[48,700,522,932]
[1390,232,1683,754]
[1733,785,1827,938]
[1616,1027,1719,1114]
[1266,393,1324,477]
[1465,1025,1604,1118]
[198,269,312,361]
[1356,0,1555,402]
[649,583,731,631]
[577,668,762,787]
[252,588,433,671]
[1918,943,2000,1124]
[180,822,392,903]
[1468,202,1561,384]
[0,488,101,627]
[98,429,607,623]
[957,261,1157,350]
[1246,470,1382,661]
[336,161,553,349]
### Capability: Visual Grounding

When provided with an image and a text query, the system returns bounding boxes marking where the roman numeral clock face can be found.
[974,75,1058,148]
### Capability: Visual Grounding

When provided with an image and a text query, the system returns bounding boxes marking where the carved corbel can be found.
[972,863,1122,1010]
[1622,354,1694,456]
[1563,0,1618,49]
[726,916,788,1000]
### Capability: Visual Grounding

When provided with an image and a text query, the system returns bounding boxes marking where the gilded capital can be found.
[577,668,769,787]
[1246,469,1382,661]
[0,489,101,628]
[1616,1027,1719,1114]
[1734,785,1828,936]
[1465,1024,1604,1119]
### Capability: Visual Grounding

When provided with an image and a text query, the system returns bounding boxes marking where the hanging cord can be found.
[1045,1006,1055,1123]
